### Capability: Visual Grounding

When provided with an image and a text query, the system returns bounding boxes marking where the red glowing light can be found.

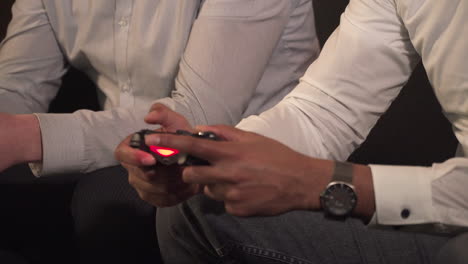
[149,146,179,157]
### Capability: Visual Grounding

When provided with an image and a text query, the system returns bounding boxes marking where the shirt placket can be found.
[115,0,134,107]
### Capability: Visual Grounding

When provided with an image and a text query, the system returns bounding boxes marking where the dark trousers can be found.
[0,165,161,264]
[0,250,29,264]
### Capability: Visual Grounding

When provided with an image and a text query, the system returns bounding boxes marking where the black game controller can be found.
[130,129,220,166]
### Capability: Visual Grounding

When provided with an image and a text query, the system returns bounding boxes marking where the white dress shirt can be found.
[0,0,319,175]
[238,0,468,233]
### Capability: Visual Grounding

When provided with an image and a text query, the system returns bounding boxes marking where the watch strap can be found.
[331,161,353,184]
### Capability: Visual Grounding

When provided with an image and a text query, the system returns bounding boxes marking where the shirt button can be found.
[401,209,410,219]
[121,84,131,93]
[118,18,128,27]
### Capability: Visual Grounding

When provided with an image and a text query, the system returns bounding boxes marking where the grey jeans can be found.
[157,195,453,264]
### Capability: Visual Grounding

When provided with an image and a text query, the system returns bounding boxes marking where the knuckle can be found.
[182,167,197,182]
[128,174,139,187]
[229,170,244,182]
[225,188,241,201]
[139,192,152,202]
[150,103,164,112]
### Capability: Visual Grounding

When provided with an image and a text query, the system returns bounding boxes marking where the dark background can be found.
[0,0,458,263]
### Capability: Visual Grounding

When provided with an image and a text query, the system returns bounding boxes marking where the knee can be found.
[156,204,193,246]
[435,233,468,264]
[156,205,196,262]
[71,166,154,237]
[156,198,226,263]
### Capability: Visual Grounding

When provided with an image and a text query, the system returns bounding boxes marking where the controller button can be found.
[149,146,179,157]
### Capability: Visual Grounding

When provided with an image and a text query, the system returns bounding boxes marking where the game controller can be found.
[130,129,220,166]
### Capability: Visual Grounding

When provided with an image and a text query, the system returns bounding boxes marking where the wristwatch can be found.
[320,161,357,217]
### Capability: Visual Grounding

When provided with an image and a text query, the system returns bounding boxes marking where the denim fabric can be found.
[435,233,468,264]
[157,195,450,264]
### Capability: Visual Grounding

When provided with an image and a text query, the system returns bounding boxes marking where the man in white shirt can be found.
[0,0,319,262]
[115,0,468,262]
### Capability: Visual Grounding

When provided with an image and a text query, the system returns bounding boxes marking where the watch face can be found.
[320,182,357,217]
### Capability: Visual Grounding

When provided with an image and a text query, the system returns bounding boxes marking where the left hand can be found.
[115,103,200,207]
[143,125,333,217]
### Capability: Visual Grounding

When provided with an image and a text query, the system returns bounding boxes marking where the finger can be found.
[144,133,229,162]
[115,136,156,166]
[141,164,185,184]
[145,103,191,131]
[203,184,240,202]
[224,202,255,217]
[134,185,198,208]
[203,184,223,201]
[128,169,190,195]
[182,166,238,184]
[194,125,246,142]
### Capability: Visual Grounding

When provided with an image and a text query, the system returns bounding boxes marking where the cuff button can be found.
[401,209,410,219]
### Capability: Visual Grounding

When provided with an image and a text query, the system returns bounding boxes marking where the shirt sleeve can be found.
[370,160,468,235]
[34,0,302,176]
[237,0,468,234]
[165,0,299,126]
[0,0,67,114]
[238,0,418,160]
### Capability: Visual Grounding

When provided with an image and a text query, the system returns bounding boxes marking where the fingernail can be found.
[142,156,156,166]
[146,135,161,145]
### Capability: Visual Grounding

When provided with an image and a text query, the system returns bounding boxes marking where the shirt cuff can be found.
[34,113,85,176]
[370,164,434,226]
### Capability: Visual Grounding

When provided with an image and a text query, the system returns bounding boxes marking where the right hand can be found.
[114,104,200,207]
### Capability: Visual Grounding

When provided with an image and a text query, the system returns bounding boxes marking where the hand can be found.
[0,113,42,172]
[115,103,200,207]
[143,125,334,217]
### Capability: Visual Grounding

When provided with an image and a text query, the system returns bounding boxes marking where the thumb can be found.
[145,103,191,131]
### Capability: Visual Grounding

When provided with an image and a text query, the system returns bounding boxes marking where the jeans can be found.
[157,195,451,264]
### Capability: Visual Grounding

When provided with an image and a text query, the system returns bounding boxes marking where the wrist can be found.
[300,157,334,211]
[352,164,375,222]
[13,114,42,163]
[302,159,376,223]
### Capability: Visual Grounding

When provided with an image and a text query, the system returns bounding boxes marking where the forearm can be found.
[0,113,42,172]
[14,114,42,163]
